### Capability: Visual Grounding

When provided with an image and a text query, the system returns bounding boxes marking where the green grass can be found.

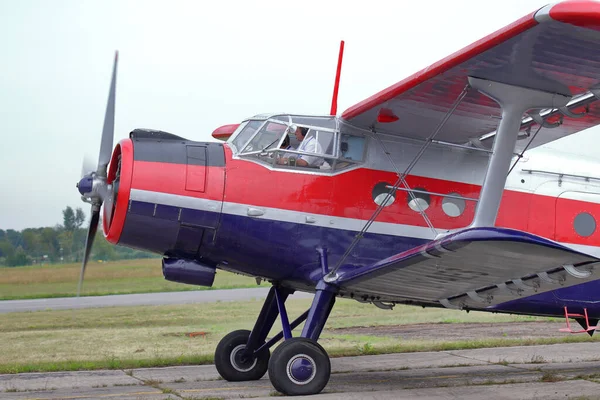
[0,259,257,300]
[0,297,597,374]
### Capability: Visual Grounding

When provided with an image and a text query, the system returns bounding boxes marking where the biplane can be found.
[76,1,600,395]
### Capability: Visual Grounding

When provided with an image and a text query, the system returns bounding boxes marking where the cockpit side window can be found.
[330,133,367,171]
[231,120,263,152]
[311,130,336,157]
[340,133,366,161]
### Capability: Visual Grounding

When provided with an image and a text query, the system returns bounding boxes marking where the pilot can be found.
[278,126,324,167]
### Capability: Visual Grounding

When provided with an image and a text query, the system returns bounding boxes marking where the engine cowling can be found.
[103,129,226,261]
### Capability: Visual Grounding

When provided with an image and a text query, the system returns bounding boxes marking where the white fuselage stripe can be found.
[128,189,600,254]
[130,189,223,213]
[221,202,437,240]
[128,189,436,240]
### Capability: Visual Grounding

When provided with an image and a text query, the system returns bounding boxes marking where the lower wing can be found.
[335,227,600,310]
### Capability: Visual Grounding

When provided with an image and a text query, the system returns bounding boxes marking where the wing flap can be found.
[341,1,600,152]
[336,227,600,309]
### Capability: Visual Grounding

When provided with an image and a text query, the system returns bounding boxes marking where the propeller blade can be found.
[76,53,118,295]
[76,206,100,297]
[97,51,118,177]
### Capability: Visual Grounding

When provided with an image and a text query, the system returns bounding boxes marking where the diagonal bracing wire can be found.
[507,121,544,176]
[327,84,471,278]
[372,132,437,234]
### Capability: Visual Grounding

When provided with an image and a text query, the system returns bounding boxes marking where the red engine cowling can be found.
[103,137,132,243]
[102,130,226,259]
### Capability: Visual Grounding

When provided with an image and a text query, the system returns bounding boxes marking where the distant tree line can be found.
[0,206,156,267]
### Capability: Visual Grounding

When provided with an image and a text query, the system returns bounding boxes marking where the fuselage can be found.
[103,116,600,319]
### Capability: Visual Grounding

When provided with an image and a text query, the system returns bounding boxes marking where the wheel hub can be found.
[287,354,316,385]
[230,344,257,372]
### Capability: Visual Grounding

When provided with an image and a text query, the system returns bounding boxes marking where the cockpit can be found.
[228,114,367,173]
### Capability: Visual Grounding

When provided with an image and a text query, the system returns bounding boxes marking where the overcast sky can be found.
[1,0,594,230]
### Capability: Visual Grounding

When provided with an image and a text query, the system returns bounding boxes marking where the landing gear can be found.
[214,329,269,381]
[214,281,338,396]
[268,337,331,396]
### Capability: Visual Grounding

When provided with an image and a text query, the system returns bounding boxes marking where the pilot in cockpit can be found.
[277,126,324,167]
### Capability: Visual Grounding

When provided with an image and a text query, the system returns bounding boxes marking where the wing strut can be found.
[325,84,471,282]
[507,122,543,176]
[467,77,570,228]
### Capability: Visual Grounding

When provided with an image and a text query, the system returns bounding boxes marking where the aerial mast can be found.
[330,40,345,116]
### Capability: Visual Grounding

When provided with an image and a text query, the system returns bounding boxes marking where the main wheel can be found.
[268,337,331,396]
[214,329,269,381]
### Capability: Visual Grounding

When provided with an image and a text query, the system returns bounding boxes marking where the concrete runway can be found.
[2,342,600,399]
[0,288,313,313]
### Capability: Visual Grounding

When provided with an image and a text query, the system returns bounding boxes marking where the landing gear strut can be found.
[214,281,337,395]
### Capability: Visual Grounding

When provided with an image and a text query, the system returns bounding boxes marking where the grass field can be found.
[0,259,257,300]
[1,297,597,374]
[2,259,598,375]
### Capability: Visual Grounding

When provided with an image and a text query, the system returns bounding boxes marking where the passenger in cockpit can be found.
[280,135,292,150]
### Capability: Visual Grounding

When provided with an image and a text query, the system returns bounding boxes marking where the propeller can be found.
[80,155,95,180]
[75,51,118,297]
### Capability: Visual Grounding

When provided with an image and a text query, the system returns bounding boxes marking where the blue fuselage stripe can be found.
[120,200,600,318]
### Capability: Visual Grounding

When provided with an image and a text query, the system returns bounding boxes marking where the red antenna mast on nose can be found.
[330,40,345,116]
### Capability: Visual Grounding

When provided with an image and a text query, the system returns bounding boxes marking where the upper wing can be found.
[341,1,600,152]
[335,227,600,310]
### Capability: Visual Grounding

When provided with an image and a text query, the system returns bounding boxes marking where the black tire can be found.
[268,337,331,396]
[214,329,269,381]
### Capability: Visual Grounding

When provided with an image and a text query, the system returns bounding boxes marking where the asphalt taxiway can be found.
[0,288,313,313]
[2,342,600,399]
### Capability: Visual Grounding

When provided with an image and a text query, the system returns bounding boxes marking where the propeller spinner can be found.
[75,51,118,296]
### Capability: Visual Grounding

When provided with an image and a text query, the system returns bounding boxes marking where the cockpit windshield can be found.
[228,114,367,173]
[241,121,288,153]
[231,120,262,151]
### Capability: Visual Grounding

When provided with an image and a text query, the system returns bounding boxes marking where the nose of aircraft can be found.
[74,50,228,296]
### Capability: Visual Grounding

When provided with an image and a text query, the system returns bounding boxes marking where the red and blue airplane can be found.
[76,1,600,395]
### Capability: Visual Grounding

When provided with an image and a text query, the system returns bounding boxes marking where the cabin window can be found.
[372,182,395,207]
[574,212,596,237]
[442,193,466,217]
[407,188,430,212]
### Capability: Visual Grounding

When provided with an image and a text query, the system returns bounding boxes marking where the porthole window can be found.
[374,193,395,207]
[442,193,466,217]
[372,182,395,207]
[574,212,596,237]
[407,188,430,212]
